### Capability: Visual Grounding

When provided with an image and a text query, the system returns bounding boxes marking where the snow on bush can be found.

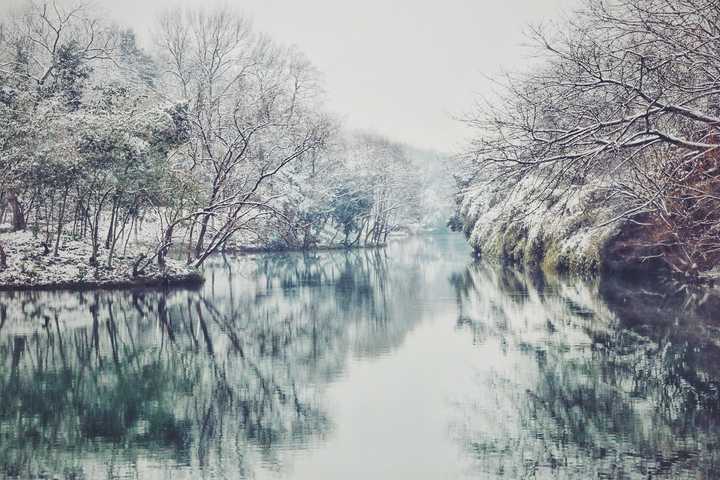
[458,177,627,274]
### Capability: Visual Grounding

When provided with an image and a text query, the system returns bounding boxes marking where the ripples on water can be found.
[0,234,718,479]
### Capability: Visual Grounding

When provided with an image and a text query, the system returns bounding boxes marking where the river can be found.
[0,234,718,479]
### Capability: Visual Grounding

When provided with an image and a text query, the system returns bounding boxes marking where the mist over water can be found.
[1,234,719,479]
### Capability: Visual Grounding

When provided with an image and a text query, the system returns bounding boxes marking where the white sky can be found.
[4,0,578,152]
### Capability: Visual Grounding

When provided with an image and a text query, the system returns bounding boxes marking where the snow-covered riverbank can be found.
[457,177,635,276]
[457,176,720,284]
[0,230,202,290]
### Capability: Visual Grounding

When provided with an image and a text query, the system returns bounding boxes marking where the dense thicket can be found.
[460,0,720,279]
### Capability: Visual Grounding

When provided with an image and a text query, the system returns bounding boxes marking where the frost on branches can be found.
[456,0,720,282]
[0,1,454,288]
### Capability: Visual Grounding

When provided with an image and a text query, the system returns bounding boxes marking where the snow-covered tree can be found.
[154,6,332,266]
[461,0,720,279]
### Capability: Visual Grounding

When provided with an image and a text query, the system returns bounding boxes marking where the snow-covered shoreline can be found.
[457,175,720,285]
[0,231,203,291]
[457,177,635,276]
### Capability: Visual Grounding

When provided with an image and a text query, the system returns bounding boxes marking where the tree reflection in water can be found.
[0,241,442,480]
[450,264,720,479]
[3,237,719,479]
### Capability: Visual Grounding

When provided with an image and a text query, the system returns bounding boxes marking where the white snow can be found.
[459,176,626,272]
[0,230,200,289]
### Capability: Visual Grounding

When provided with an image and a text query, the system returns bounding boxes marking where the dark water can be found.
[1,234,719,479]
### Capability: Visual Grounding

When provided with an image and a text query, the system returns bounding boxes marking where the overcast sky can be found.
[7,0,578,152]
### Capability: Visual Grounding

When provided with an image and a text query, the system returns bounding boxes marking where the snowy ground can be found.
[0,229,202,290]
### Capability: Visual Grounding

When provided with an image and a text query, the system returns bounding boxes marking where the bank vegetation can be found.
[456,0,720,283]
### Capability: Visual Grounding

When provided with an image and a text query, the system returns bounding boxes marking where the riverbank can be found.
[0,228,401,290]
[0,230,203,291]
[456,177,720,283]
[457,178,626,275]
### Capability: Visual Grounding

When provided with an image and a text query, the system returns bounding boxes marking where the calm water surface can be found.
[1,234,719,479]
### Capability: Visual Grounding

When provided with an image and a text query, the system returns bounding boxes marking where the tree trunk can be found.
[194,213,211,259]
[89,191,111,267]
[0,192,6,226]
[105,199,118,249]
[123,215,136,255]
[108,210,131,269]
[186,220,196,265]
[0,241,7,271]
[194,183,221,259]
[6,192,26,231]
[54,188,69,256]
[158,224,174,269]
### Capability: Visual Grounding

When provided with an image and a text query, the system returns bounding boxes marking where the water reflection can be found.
[1,235,719,479]
[0,237,464,479]
[450,264,720,479]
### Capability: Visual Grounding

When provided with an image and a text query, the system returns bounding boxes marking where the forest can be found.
[0,1,451,287]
